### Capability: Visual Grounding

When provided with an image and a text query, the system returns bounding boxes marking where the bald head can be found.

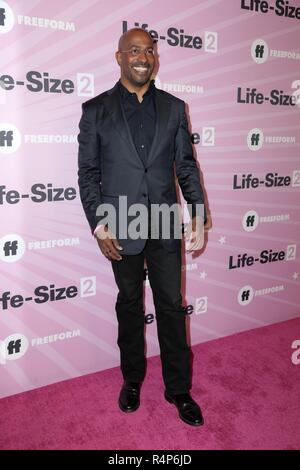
[118,28,154,51]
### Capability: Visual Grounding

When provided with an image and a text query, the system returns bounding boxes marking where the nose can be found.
[137,49,148,61]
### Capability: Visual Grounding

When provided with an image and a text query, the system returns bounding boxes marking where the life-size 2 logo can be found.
[237,88,297,106]
[122,21,203,49]
[0,284,78,310]
[241,0,300,19]
[0,71,74,94]
[233,172,294,189]
[0,184,76,205]
[228,244,296,269]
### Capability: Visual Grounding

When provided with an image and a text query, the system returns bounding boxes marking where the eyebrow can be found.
[127,43,153,48]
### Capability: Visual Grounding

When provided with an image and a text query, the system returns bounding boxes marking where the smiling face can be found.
[115,29,156,89]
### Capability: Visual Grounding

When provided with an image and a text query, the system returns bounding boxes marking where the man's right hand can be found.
[95,225,123,261]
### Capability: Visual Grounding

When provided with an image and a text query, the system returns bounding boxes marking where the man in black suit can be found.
[78,28,209,426]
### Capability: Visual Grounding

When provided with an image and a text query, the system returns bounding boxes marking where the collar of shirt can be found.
[117,79,156,102]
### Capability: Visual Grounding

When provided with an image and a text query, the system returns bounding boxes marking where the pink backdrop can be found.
[0,0,299,399]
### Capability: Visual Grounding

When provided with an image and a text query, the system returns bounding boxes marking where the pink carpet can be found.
[0,318,299,450]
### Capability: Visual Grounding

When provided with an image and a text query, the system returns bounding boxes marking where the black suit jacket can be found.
[78,82,207,254]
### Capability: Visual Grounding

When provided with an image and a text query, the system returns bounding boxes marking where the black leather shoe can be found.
[118,381,141,413]
[165,391,204,426]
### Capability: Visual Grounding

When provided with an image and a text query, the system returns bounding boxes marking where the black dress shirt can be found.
[118,79,156,166]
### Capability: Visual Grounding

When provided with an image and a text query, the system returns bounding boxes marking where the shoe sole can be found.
[164,393,204,427]
[118,400,140,413]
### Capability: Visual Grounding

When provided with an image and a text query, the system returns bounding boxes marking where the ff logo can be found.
[0,1,14,34]
[247,128,264,150]
[0,334,29,365]
[238,285,254,305]
[251,39,269,63]
[0,234,26,262]
[242,210,259,232]
[0,6,5,25]
[0,123,21,154]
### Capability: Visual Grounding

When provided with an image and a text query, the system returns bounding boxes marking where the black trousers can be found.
[111,237,191,395]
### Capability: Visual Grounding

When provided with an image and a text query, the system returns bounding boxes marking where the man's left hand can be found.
[185,215,205,251]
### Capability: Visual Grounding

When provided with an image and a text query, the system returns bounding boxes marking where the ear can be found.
[115,51,122,66]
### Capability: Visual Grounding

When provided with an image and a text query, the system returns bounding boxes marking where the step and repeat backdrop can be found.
[0,0,299,398]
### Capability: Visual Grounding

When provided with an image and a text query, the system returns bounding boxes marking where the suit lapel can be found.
[102,84,171,168]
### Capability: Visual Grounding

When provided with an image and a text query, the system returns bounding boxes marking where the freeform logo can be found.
[0,331,80,365]
[0,183,77,205]
[0,1,75,33]
[0,334,29,365]
[0,277,96,311]
[24,135,77,144]
[241,1,300,20]
[0,234,80,262]
[28,237,80,251]
[17,15,75,31]
[155,75,203,95]
[233,171,300,190]
[251,39,300,63]
[229,244,296,270]
[264,135,296,145]
[31,329,81,347]
[0,1,14,34]
[0,72,94,97]
[0,234,26,263]
[247,128,296,150]
[237,87,298,106]
[123,21,218,53]
[242,209,290,231]
[0,124,21,154]
[291,340,300,365]
[238,284,284,305]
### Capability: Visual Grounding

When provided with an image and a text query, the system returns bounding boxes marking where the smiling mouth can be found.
[132,66,149,73]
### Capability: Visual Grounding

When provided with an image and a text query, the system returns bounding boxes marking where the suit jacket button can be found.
[145,168,148,173]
